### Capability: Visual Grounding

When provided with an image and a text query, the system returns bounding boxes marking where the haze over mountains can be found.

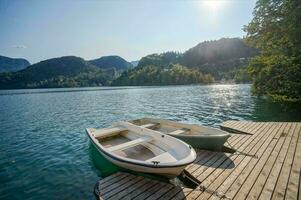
[0,55,30,73]
[0,38,258,89]
[89,56,133,71]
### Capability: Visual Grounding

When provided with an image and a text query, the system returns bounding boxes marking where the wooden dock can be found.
[95,121,301,200]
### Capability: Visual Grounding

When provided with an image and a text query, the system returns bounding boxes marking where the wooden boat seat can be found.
[147,152,177,163]
[168,128,190,135]
[140,123,160,129]
[93,127,126,138]
[107,137,152,152]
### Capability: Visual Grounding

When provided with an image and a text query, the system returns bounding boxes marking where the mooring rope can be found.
[226,141,258,158]
[198,184,231,199]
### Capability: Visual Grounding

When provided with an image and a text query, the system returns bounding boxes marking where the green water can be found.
[0,84,300,199]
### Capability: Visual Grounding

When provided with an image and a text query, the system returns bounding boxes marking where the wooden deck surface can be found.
[95,121,301,200]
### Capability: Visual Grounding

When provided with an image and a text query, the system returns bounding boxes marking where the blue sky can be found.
[0,0,256,64]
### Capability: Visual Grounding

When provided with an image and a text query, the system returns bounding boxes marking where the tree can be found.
[244,0,301,101]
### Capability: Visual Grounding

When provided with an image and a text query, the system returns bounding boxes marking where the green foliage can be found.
[244,0,301,102]
[0,56,112,89]
[136,39,257,82]
[112,64,214,86]
[0,38,258,89]
[138,52,182,68]
[182,38,258,68]
[234,67,251,83]
[0,55,30,73]
[89,55,133,71]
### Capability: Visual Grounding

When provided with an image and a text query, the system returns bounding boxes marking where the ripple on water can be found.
[0,84,300,200]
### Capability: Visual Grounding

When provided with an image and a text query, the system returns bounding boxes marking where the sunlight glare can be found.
[203,0,227,13]
[196,0,229,20]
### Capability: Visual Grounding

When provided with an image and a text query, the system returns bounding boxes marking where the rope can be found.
[198,185,231,200]
[226,141,258,159]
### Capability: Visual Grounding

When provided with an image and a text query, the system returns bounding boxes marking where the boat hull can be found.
[130,118,231,151]
[169,134,230,151]
[86,127,194,178]
[99,148,186,178]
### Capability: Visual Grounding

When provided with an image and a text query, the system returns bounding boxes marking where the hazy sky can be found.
[0,0,256,64]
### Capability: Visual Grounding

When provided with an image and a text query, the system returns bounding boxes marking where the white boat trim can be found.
[86,121,196,177]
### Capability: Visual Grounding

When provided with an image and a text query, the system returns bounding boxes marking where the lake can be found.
[0,84,300,200]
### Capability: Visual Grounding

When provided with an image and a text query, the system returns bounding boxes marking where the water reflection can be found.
[88,143,120,177]
[1,84,300,200]
[253,98,301,122]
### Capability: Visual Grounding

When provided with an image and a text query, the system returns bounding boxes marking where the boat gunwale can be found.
[132,117,231,137]
[86,128,196,169]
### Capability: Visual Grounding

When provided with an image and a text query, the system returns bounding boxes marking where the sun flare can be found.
[199,0,227,13]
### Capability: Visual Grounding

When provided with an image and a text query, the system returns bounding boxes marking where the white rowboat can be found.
[86,121,196,177]
[130,118,231,151]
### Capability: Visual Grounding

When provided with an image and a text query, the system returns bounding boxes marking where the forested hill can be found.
[0,56,111,89]
[181,38,258,79]
[182,38,257,67]
[0,38,258,89]
[0,55,30,72]
[113,38,258,86]
[89,56,133,71]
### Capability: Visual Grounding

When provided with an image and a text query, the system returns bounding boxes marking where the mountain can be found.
[182,38,258,67]
[0,38,259,89]
[89,56,133,71]
[181,38,258,80]
[113,38,258,86]
[130,60,139,67]
[137,52,182,68]
[0,56,111,89]
[111,63,214,86]
[0,55,30,72]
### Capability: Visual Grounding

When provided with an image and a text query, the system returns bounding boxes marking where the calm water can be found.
[0,84,300,200]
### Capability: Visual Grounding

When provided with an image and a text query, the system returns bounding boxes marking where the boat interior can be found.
[89,127,179,163]
[129,118,193,135]
[129,118,229,136]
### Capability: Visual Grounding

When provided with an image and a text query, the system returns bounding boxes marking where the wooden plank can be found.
[171,187,194,200]
[94,122,301,200]
[156,186,183,200]
[258,123,295,200]
[107,177,151,200]
[285,123,301,200]
[197,124,266,180]
[227,133,242,143]
[98,172,130,189]
[221,121,255,135]
[186,150,212,171]
[227,121,252,133]
[217,123,288,200]
[102,176,144,199]
[107,137,151,152]
[196,153,234,182]
[197,123,279,199]
[194,122,278,199]
[192,152,231,178]
[272,123,300,200]
[187,152,219,174]
[98,172,123,184]
[185,123,275,199]
[140,123,157,128]
[188,123,265,178]
[133,181,169,200]
[220,120,235,127]
[127,179,161,199]
[145,183,174,200]
[99,174,137,196]
[93,127,126,138]
[232,123,291,199]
